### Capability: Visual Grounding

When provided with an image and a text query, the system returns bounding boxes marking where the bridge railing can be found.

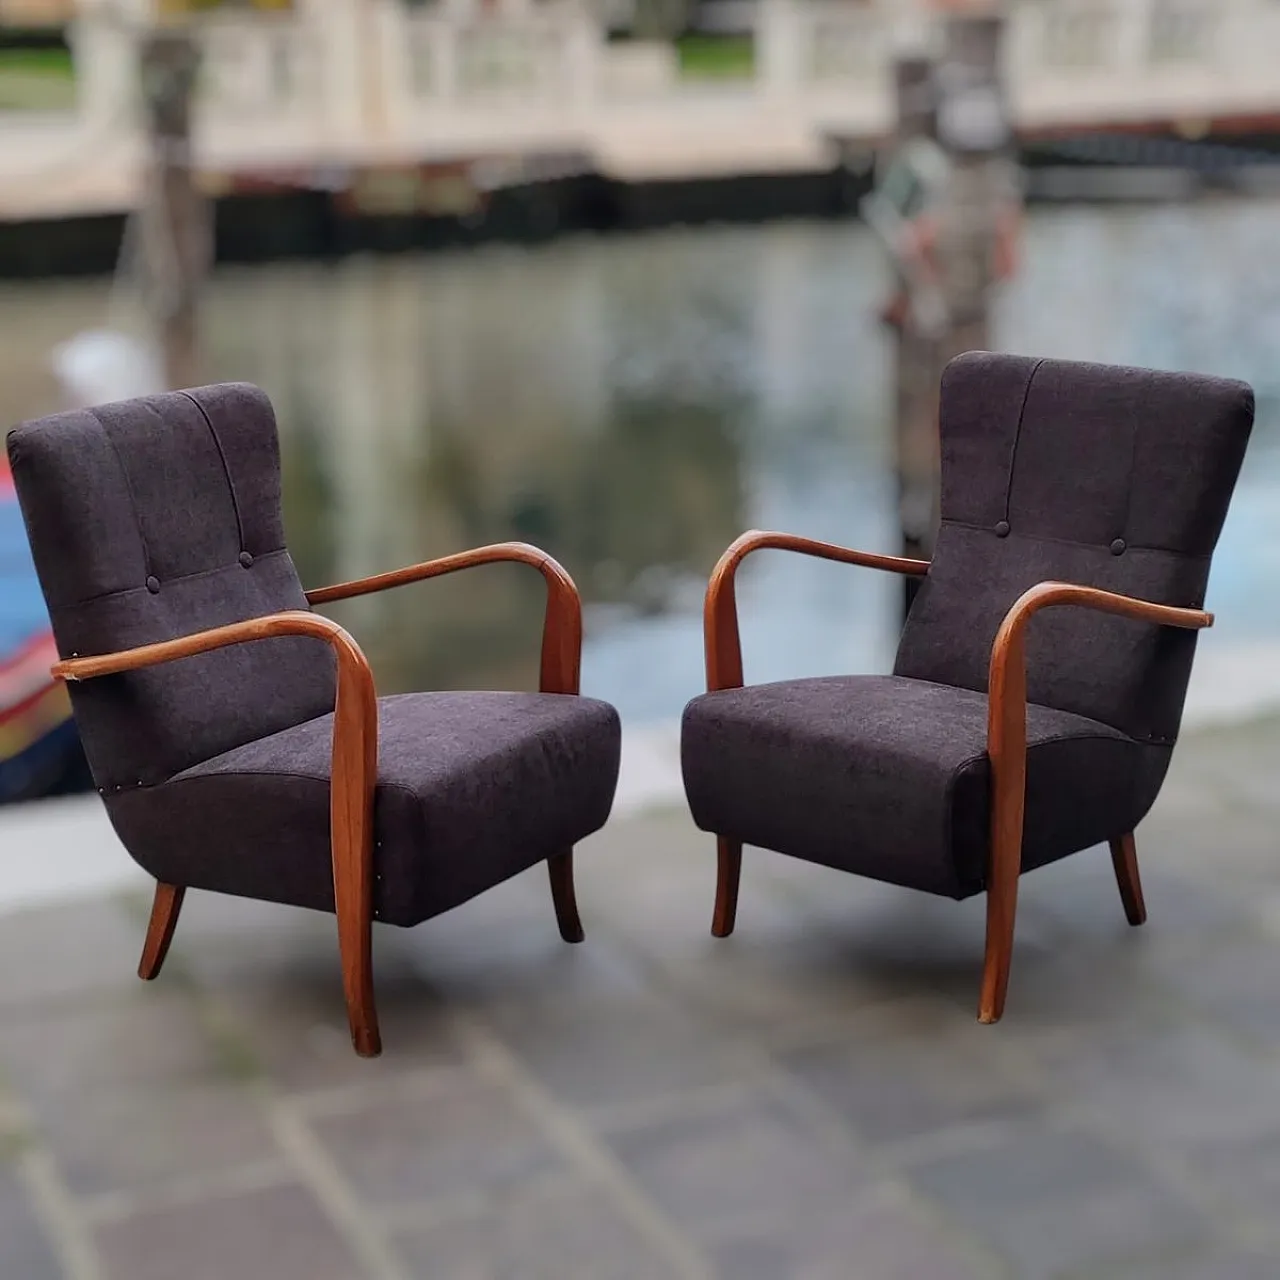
[378,0,599,109]
[1007,0,1280,128]
[3,0,1280,214]
[196,10,329,152]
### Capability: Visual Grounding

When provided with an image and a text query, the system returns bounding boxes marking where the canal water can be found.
[2,194,1280,817]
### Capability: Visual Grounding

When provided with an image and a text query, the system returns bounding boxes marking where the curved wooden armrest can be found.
[988,580,1212,769]
[52,609,379,1051]
[51,609,377,861]
[306,541,583,694]
[52,610,370,684]
[705,529,930,691]
[984,581,1212,984]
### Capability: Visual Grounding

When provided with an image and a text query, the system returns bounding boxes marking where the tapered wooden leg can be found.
[332,832,379,1058]
[712,836,742,938]
[137,882,185,981]
[978,833,1020,1025]
[335,898,380,1058]
[548,849,584,943]
[1109,832,1147,926]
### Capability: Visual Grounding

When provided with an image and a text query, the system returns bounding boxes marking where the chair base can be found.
[712,830,1145,1023]
[132,846,587,1059]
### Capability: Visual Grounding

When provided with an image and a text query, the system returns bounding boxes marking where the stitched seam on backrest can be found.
[936,518,1209,561]
[47,547,295,612]
[88,404,152,583]
[180,389,247,551]
[1000,357,1045,524]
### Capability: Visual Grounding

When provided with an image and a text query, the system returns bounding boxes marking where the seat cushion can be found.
[107,691,621,927]
[681,675,1170,900]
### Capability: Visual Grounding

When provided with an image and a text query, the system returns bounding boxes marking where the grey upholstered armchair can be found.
[8,383,621,1058]
[682,352,1254,1022]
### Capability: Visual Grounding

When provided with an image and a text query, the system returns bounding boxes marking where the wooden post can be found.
[889,7,1017,622]
[934,11,1015,359]
[137,25,208,392]
[889,54,944,620]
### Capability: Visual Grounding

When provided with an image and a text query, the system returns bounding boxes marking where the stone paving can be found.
[3,715,1280,1279]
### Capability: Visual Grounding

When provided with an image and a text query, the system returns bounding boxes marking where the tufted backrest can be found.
[7,383,336,791]
[894,352,1254,744]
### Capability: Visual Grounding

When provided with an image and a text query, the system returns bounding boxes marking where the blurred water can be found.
[1,196,1278,732]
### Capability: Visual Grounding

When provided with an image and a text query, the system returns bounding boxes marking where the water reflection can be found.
[1,200,1279,728]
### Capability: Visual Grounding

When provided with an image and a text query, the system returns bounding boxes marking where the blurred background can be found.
[2,0,1280,818]
[4,4,1280,1277]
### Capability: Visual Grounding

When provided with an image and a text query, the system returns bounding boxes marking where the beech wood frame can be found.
[701,529,1212,1023]
[53,541,586,1058]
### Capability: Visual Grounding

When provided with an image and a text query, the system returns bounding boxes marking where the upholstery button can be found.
[994,520,1010,538]
[145,575,160,593]
[1110,538,1126,555]
[238,550,254,568]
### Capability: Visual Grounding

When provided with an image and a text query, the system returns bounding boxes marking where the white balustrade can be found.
[4,0,1280,218]
[382,1,597,104]
[198,16,320,121]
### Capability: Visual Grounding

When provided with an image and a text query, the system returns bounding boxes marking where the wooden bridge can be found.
[3,0,1280,219]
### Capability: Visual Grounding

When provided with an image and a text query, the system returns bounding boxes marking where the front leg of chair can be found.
[138,882,185,980]
[335,874,378,1057]
[51,609,385,1057]
[328,631,381,1058]
[979,827,1021,1025]
[711,836,743,938]
[534,555,589,945]
[981,594,1030,1025]
[548,849,584,943]
[980,580,1210,1023]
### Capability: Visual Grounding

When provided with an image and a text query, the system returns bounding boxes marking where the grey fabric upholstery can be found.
[8,386,621,924]
[682,676,1168,899]
[895,353,1253,742]
[109,691,621,927]
[682,353,1254,895]
[7,384,335,790]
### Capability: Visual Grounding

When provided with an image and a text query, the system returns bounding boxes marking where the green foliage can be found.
[676,34,755,80]
[0,46,75,111]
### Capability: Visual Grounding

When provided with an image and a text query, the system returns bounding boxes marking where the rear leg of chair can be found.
[712,836,742,938]
[1109,831,1147,926]
[548,849,584,943]
[138,882,185,980]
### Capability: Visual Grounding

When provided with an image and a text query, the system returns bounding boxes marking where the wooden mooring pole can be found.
[888,6,1018,621]
[889,52,945,620]
[137,24,208,392]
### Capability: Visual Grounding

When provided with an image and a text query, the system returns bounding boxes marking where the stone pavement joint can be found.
[268,1099,411,1280]
[450,1010,716,1280]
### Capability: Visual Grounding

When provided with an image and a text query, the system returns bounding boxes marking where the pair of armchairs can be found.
[8,353,1253,1058]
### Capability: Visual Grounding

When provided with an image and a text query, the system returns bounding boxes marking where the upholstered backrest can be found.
[894,352,1254,743]
[7,384,336,791]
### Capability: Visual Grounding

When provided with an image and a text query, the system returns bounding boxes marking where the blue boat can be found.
[0,455,92,804]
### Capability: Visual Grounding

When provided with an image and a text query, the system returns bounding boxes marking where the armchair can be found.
[9,384,621,1057]
[681,352,1253,1022]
